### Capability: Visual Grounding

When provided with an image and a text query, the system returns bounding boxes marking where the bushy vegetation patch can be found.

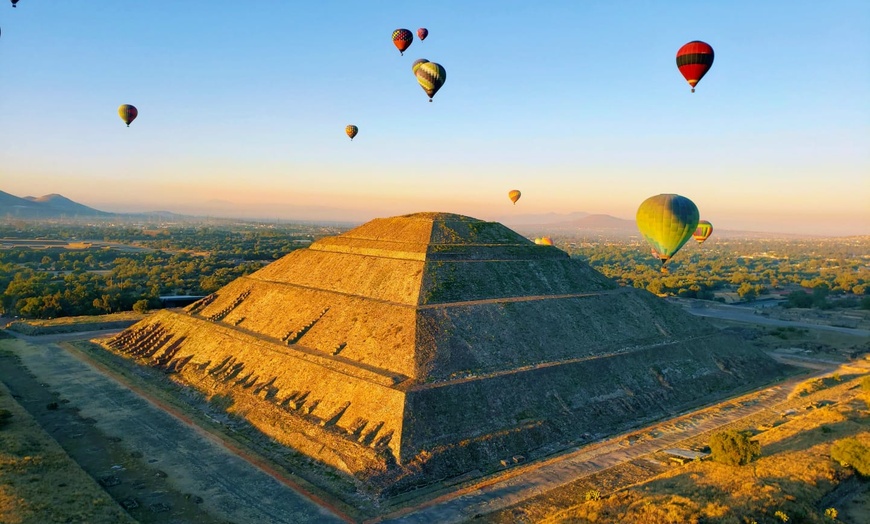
[830,437,870,476]
[709,429,761,466]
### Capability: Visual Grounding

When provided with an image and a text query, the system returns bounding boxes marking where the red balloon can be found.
[417,28,428,41]
[392,28,413,55]
[676,41,714,93]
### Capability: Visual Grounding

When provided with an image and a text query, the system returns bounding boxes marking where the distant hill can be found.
[499,211,589,226]
[1,190,195,221]
[553,214,636,230]
[1,190,112,219]
[510,213,639,238]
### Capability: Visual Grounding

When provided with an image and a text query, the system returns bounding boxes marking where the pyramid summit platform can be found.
[105,212,783,488]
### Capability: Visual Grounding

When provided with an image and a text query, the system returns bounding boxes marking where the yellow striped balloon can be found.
[412,58,429,75]
[693,220,713,244]
[415,61,446,102]
[508,189,521,205]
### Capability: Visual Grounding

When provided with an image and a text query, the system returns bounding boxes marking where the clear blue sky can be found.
[1,1,868,235]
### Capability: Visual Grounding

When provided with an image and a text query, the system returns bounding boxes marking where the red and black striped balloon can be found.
[676,41,714,93]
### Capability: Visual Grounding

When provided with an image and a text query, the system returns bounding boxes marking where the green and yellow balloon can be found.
[636,194,699,269]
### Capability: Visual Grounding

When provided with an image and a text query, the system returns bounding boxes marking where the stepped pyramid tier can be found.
[104,212,784,488]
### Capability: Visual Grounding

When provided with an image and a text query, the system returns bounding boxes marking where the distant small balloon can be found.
[11,0,18,8]
[693,220,713,244]
[417,28,428,41]
[539,236,554,246]
[345,124,358,141]
[508,190,521,205]
[392,28,413,55]
[118,104,138,127]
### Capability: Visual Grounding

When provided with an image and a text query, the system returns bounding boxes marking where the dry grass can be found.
[788,374,845,399]
[0,381,134,524]
[4,311,145,335]
[513,380,870,524]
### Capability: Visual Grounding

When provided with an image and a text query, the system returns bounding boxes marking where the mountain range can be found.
[0,190,113,219]
[0,191,189,221]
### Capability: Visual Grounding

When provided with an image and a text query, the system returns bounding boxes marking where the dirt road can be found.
[0,336,344,524]
[678,301,870,336]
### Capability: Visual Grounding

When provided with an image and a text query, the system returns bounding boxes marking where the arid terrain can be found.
[1,302,868,523]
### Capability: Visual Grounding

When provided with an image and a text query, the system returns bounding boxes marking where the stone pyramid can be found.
[105,212,783,484]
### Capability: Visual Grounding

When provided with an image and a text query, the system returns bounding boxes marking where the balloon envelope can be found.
[636,194,699,264]
[676,41,714,92]
[118,104,138,127]
[345,125,358,140]
[693,220,713,244]
[392,29,413,55]
[508,190,521,204]
[415,61,446,101]
[539,237,554,246]
[411,58,429,75]
[417,28,428,40]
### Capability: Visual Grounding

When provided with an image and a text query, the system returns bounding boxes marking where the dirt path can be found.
[0,338,345,524]
[378,363,846,524]
[680,302,870,337]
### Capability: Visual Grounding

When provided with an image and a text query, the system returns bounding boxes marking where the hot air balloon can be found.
[11,0,18,7]
[676,41,714,93]
[411,58,429,75]
[508,190,521,205]
[539,236,554,246]
[345,125,358,141]
[534,238,542,245]
[416,61,446,102]
[417,28,428,41]
[392,29,413,55]
[693,220,713,244]
[636,194,699,270]
[118,104,138,127]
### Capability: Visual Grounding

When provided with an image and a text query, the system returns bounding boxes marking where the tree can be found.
[830,437,870,476]
[132,299,150,314]
[709,429,761,466]
[737,282,757,301]
[786,291,813,308]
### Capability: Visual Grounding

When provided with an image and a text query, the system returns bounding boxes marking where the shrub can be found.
[786,291,813,308]
[585,489,601,501]
[861,375,870,394]
[0,408,11,429]
[830,437,870,476]
[775,510,789,522]
[709,429,761,466]
[824,507,838,519]
[132,299,150,314]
